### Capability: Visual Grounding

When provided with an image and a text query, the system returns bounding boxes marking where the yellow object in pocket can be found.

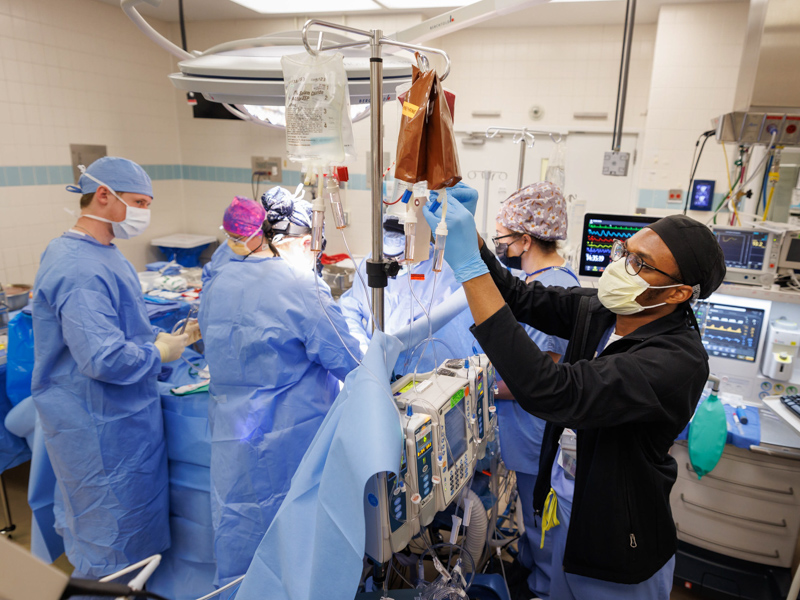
[540,488,560,549]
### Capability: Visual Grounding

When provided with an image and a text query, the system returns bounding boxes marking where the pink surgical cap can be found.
[223,196,266,237]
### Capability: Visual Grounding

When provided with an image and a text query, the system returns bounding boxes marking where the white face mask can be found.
[275,236,315,272]
[597,257,682,315]
[78,167,151,239]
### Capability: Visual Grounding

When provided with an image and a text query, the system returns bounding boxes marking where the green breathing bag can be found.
[688,390,728,478]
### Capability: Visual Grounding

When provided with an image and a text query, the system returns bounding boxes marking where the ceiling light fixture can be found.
[376,0,474,8]
[237,104,372,129]
[229,0,382,14]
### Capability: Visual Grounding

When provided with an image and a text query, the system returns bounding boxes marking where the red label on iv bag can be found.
[410,274,425,281]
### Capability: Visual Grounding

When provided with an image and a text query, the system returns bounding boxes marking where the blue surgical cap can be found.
[66,156,153,198]
[261,187,314,230]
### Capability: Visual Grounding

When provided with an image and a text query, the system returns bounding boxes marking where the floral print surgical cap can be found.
[496,181,567,241]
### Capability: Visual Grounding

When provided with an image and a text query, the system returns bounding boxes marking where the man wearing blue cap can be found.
[31,157,195,578]
[339,182,480,375]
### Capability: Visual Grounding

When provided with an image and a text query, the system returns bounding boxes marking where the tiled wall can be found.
[437,24,656,224]
[637,1,749,218]
[0,0,757,283]
[0,0,184,282]
[437,23,655,134]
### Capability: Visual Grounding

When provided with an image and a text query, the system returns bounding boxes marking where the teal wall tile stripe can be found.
[0,164,375,191]
[638,189,730,211]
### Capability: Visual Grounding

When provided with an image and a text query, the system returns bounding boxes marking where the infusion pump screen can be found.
[694,301,765,363]
[715,229,768,270]
[444,393,468,465]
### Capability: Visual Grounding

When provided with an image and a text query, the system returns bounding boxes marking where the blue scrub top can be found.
[339,248,477,375]
[496,266,578,475]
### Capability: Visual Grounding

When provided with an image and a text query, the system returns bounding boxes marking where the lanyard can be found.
[525,265,580,286]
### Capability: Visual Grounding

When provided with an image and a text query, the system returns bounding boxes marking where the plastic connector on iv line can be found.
[404,204,417,263]
[433,222,447,273]
[311,194,325,253]
[432,190,448,272]
[326,177,347,230]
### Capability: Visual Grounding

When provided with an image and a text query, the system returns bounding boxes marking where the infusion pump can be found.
[364,356,497,565]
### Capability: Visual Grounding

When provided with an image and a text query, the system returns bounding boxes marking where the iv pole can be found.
[485,127,564,191]
[301,22,452,593]
[301,20,451,333]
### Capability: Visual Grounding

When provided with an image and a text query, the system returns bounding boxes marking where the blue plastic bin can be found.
[151,234,217,268]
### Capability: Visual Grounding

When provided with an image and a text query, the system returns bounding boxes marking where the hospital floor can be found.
[2,461,705,599]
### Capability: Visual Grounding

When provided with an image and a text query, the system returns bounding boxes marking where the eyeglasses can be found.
[220,225,262,246]
[610,239,683,283]
[492,232,521,246]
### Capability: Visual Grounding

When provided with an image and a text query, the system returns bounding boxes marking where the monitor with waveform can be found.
[694,300,765,363]
[579,213,659,278]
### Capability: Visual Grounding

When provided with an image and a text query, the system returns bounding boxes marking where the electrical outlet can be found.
[251,156,282,182]
[667,189,683,204]
[602,151,630,177]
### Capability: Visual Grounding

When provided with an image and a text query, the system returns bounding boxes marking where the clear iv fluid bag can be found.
[281,52,348,164]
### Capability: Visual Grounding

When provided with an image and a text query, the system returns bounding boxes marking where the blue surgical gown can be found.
[31,232,170,578]
[201,242,236,288]
[339,248,476,375]
[198,253,361,585]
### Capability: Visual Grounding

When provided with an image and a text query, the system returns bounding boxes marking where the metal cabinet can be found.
[670,441,800,568]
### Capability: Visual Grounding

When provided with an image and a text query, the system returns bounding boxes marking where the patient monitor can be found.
[364,355,496,565]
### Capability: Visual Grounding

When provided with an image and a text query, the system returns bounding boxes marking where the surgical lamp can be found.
[121,0,416,128]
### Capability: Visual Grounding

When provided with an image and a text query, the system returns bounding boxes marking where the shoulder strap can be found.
[566,294,593,363]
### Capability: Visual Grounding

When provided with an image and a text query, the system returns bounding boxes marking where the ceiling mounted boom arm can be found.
[391,0,550,45]
[120,0,194,61]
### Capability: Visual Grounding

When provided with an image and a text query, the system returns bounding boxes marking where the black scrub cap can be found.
[646,215,726,300]
[383,215,404,235]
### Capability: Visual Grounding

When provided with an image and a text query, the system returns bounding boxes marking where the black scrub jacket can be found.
[470,243,709,585]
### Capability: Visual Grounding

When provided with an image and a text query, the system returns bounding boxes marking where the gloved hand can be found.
[183,319,202,345]
[423,196,488,283]
[429,182,479,216]
[154,332,190,363]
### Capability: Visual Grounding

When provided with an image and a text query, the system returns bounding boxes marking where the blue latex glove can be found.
[429,181,479,216]
[423,196,489,283]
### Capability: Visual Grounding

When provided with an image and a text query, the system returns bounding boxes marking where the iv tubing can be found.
[314,270,406,485]
[762,186,776,221]
[194,576,245,600]
[411,272,440,388]
[340,229,379,332]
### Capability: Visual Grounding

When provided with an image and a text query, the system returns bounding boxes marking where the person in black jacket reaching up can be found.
[421,200,725,600]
